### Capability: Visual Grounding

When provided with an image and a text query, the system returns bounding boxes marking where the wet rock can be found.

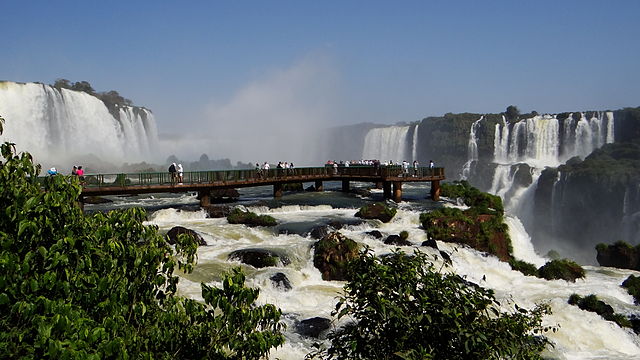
[296,317,331,338]
[355,202,397,223]
[204,205,233,218]
[313,232,360,281]
[366,230,384,239]
[384,234,412,246]
[227,208,277,227]
[270,272,292,291]
[166,226,207,246]
[228,248,291,268]
[83,196,112,204]
[596,241,640,271]
[421,238,439,249]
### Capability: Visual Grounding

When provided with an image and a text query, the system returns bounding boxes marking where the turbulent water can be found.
[0,81,159,167]
[87,183,640,360]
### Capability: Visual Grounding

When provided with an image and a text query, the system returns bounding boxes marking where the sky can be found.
[1,0,639,162]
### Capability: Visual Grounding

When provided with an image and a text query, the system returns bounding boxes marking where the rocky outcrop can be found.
[421,238,438,249]
[596,242,640,270]
[227,208,277,227]
[204,205,233,218]
[270,272,292,291]
[228,248,291,268]
[166,226,207,246]
[355,202,397,223]
[538,259,585,282]
[384,231,412,246]
[313,232,360,281]
[295,317,331,338]
[366,230,384,239]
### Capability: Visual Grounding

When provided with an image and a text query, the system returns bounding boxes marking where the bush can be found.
[537,259,585,282]
[440,180,504,214]
[622,275,640,304]
[0,121,285,359]
[354,202,397,223]
[510,259,539,277]
[227,208,277,227]
[310,249,552,359]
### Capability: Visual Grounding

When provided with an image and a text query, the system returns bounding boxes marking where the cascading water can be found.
[0,81,159,167]
[461,116,483,179]
[362,125,410,162]
[411,123,419,161]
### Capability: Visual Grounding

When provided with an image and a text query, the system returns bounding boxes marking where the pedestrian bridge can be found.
[77,165,445,207]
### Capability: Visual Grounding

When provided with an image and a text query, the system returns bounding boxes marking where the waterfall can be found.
[362,125,410,162]
[411,124,419,161]
[461,116,483,179]
[0,81,159,167]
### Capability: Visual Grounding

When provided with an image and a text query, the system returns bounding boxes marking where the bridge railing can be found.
[46,165,444,188]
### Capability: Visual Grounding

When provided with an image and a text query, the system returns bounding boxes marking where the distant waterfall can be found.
[411,124,419,161]
[0,81,159,167]
[362,125,411,162]
[461,116,483,179]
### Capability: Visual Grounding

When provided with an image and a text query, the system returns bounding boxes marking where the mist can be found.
[159,56,343,166]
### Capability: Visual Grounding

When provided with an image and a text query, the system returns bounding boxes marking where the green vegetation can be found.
[0,117,285,358]
[505,105,520,122]
[537,259,585,282]
[568,294,633,330]
[621,275,640,304]
[440,180,504,214]
[509,259,539,277]
[227,208,277,227]
[313,232,361,281]
[310,249,552,359]
[354,202,397,223]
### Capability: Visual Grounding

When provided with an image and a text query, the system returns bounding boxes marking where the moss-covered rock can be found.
[227,208,277,227]
[228,248,291,268]
[166,226,207,246]
[313,232,360,281]
[537,259,585,282]
[440,180,504,214]
[568,294,634,331]
[596,241,640,271]
[622,275,640,305]
[355,202,397,223]
[420,207,512,261]
[509,259,538,277]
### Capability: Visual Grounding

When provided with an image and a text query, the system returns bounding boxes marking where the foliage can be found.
[310,249,553,359]
[354,202,397,223]
[313,232,361,281]
[568,294,633,330]
[399,230,409,240]
[621,275,640,304]
[440,180,504,214]
[0,127,284,359]
[509,259,539,277]
[537,259,585,282]
[227,208,277,227]
[505,105,520,122]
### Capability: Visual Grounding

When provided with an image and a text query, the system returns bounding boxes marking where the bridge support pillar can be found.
[383,181,392,199]
[342,180,350,192]
[393,181,403,202]
[430,180,440,201]
[198,191,211,207]
[315,180,323,192]
[274,183,283,198]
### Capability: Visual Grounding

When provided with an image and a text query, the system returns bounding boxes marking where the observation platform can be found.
[76,166,445,207]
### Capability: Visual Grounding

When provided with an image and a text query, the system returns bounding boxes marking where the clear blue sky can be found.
[2,0,639,160]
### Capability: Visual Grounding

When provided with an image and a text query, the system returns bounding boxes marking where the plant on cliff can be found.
[622,275,640,304]
[537,259,585,282]
[0,121,284,359]
[440,180,504,214]
[227,207,277,227]
[509,259,539,277]
[309,249,553,359]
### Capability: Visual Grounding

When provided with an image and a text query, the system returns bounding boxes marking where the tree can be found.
[506,105,520,121]
[310,248,553,360]
[53,78,72,90]
[0,116,285,359]
[70,80,95,95]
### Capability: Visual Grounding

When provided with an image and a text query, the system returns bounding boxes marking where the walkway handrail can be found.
[44,166,445,188]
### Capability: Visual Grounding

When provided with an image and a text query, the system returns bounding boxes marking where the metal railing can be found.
[41,166,445,188]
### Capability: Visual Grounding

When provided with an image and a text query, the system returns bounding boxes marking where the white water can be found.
[461,116,483,179]
[0,81,159,168]
[362,125,411,162]
[129,193,640,360]
[411,123,419,161]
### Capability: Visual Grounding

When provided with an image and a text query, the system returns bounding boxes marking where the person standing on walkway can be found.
[177,163,184,184]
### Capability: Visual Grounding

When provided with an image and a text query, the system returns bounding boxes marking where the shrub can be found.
[354,202,397,223]
[537,259,585,282]
[440,180,504,214]
[310,248,553,359]
[0,122,285,359]
[510,259,539,277]
[622,275,640,304]
[227,208,277,227]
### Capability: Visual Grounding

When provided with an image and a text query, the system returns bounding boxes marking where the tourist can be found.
[168,163,177,183]
[47,167,58,176]
[72,165,78,176]
[177,163,184,184]
[429,160,434,169]
[76,166,85,184]
[413,160,419,176]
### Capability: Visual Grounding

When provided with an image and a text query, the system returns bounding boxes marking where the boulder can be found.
[295,317,331,338]
[204,205,233,218]
[227,208,277,227]
[83,196,113,204]
[421,238,439,249]
[166,226,207,246]
[384,234,412,246]
[270,272,292,291]
[596,242,640,271]
[537,259,585,282]
[313,232,360,281]
[355,202,397,223]
[228,248,291,268]
[366,230,384,239]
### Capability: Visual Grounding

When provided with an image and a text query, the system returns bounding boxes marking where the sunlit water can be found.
[87,182,640,359]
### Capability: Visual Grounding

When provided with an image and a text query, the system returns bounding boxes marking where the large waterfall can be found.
[488,112,615,209]
[0,81,159,168]
[362,125,418,162]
